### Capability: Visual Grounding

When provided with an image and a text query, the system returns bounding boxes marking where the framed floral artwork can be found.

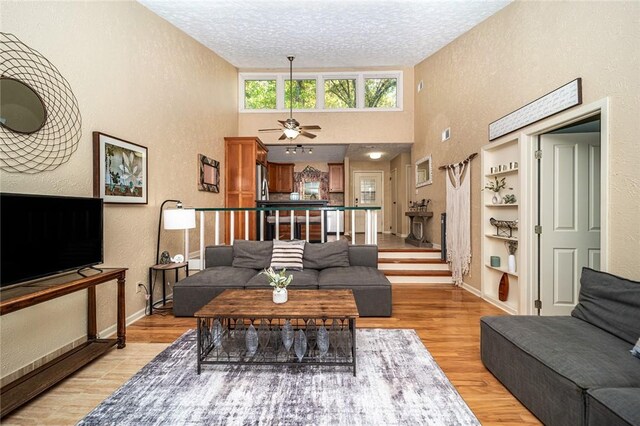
[93,132,148,204]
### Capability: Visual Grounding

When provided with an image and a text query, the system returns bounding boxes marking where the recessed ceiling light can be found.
[369,152,382,160]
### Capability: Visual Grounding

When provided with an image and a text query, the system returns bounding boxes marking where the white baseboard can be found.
[461,282,482,297]
[99,306,147,339]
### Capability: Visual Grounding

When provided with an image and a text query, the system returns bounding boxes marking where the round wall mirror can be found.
[0,77,47,134]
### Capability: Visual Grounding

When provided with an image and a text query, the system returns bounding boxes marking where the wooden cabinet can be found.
[225,136,268,243]
[328,163,344,192]
[267,162,294,193]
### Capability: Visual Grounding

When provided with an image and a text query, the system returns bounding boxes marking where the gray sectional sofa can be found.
[173,239,392,317]
[481,268,640,426]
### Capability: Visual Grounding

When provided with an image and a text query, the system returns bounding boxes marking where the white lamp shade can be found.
[283,128,299,139]
[164,208,196,230]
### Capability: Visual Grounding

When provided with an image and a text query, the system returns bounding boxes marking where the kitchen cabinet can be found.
[328,163,344,192]
[225,136,268,243]
[267,162,294,193]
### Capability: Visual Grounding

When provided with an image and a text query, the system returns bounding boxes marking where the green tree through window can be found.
[325,79,356,108]
[285,79,316,109]
[244,80,276,109]
[365,78,397,108]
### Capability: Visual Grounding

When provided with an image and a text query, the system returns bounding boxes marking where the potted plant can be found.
[260,267,293,304]
[484,177,512,204]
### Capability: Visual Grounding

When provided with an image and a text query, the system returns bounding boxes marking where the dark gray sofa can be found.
[481,268,640,426]
[173,240,392,317]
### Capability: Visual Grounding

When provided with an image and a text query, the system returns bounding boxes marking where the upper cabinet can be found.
[328,163,344,193]
[267,162,294,193]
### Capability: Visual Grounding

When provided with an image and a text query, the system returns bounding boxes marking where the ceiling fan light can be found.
[369,152,383,160]
[284,128,299,139]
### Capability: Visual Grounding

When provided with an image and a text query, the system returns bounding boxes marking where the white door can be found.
[539,132,601,315]
[391,168,398,235]
[352,171,384,233]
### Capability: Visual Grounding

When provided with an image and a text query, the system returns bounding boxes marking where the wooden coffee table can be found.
[194,289,360,375]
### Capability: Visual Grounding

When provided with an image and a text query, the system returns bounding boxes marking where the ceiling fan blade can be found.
[258,128,283,132]
[278,133,288,141]
[277,120,287,126]
[299,125,321,130]
[300,131,317,139]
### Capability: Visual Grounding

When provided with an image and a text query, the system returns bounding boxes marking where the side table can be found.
[148,262,189,314]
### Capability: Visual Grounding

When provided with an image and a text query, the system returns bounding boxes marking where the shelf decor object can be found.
[0,32,82,173]
[489,78,582,141]
[490,218,518,238]
[505,240,518,274]
[499,272,509,302]
[93,132,148,204]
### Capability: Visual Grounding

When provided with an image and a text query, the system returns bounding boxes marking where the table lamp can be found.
[156,200,196,265]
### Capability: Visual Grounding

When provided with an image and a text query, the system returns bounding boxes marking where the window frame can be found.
[239,70,403,113]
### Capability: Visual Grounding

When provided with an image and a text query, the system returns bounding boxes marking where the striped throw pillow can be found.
[270,240,305,270]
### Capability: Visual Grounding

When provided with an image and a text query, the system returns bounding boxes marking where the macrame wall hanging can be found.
[0,32,82,173]
[442,154,476,286]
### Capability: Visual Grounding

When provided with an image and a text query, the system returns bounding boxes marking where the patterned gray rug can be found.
[79,329,479,425]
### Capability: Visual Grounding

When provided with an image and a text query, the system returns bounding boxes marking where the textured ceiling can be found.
[345,143,412,162]
[138,0,512,69]
[266,143,411,163]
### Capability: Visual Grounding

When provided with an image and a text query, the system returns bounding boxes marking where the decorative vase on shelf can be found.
[273,287,288,304]
[508,254,516,274]
[492,191,502,204]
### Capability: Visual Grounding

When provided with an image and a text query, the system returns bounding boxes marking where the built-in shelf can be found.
[485,203,518,207]
[485,233,518,241]
[485,264,519,277]
[485,168,518,178]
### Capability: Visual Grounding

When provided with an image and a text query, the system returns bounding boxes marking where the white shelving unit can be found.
[481,137,522,314]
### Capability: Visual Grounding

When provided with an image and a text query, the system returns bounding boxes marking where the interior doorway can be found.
[536,115,601,316]
[391,168,398,235]
[352,171,384,233]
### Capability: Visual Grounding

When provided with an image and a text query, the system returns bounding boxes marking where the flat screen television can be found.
[1,193,104,287]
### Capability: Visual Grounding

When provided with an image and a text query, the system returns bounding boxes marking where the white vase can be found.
[508,254,516,273]
[492,192,502,204]
[273,288,288,304]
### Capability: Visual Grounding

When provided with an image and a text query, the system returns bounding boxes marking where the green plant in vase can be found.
[484,177,512,204]
[260,267,293,304]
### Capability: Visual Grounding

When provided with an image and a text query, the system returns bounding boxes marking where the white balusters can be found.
[230,211,235,245]
[244,210,249,240]
[200,211,205,269]
[305,210,310,242]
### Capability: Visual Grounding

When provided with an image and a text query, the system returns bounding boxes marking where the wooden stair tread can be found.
[378,248,441,253]
[378,258,447,264]
[383,270,452,277]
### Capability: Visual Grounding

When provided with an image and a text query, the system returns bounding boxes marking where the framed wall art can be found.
[198,154,220,193]
[489,78,582,141]
[93,132,148,204]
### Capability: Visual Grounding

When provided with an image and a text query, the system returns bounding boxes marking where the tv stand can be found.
[77,265,104,277]
[0,268,127,418]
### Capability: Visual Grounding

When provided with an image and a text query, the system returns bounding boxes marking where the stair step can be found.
[383,270,452,277]
[387,276,454,284]
[379,252,442,260]
[379,262,449,271]
[378,258,446,264]
[378,248,441,252]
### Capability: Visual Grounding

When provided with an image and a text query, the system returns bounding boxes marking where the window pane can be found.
[324,79,356,108]
[285,79,316,109]
[244,80,276,109]
[365,78,397,108]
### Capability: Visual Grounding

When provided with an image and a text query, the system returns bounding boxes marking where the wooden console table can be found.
[0,267,127,418]
[405,211,434,247]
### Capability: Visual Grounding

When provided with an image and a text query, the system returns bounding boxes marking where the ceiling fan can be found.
[259,56,321,141]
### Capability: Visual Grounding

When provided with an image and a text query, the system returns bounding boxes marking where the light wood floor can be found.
[4,285,540,425]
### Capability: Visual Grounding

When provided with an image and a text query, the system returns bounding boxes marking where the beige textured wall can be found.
[414,0,640,289]
[0,1,237,379]
[238,67,414,145]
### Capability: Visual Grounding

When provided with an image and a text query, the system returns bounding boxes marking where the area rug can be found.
[79,329,479,425]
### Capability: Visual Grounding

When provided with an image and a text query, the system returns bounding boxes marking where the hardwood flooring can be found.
[3,285,540,425]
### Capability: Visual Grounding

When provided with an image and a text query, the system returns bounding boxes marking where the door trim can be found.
[352,170,385,234]
[521,98,609,315]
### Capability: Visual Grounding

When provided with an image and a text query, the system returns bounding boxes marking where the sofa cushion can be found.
[481,316,640,426]
[245,269,319,289]
[175,266,258,288]
[587,388,640,426]
[303,240,350,269]
[319,266,390,287]
[232,240,272,270]
[571,267,640,345]
[270,239,305,270]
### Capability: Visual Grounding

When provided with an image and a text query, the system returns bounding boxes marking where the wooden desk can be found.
[0,268,127,418]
